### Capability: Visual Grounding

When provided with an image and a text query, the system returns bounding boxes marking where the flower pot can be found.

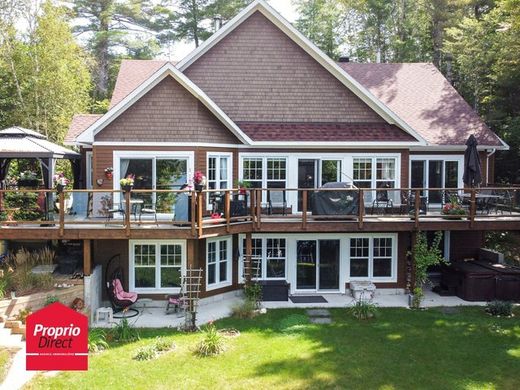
[194,184,204,192]
[56,184,65,193]
[441,214,466,220]
[105,172,113,180]
[239,188,247,195]
[122,185,133,193]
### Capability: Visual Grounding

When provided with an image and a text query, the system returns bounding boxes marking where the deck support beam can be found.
[83,239,91,276]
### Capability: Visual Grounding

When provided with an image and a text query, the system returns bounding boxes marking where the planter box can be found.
[259,280,289,301]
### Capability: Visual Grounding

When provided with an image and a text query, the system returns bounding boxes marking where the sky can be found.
[166,0,298,61]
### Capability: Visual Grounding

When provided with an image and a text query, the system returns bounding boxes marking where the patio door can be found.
[296,240,340,291]
[119,157,188,213]
[298,159,343,211]
[411,159,460,205]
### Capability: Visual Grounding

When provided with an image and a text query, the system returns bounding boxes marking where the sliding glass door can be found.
[119,157,188,213]
[296,240,340,291]
[411,158,460,205]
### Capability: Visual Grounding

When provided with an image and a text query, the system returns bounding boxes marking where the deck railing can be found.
[0,186,518,236]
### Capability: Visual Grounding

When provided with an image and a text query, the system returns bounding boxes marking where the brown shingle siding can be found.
[185,11,385,124]
[95,77,241,144]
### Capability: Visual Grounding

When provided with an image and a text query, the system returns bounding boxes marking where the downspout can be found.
[486,148,496,185]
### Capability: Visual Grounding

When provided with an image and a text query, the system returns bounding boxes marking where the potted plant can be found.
[104,167,113,180]
[407,231,449,309]
[193,171,206,192]
[235,180,251,195]
[53,172,70,193]
[441,195,467,219]
[120,174,135,192]
[17,170,40,188]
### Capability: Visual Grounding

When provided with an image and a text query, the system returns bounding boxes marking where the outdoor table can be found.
[121,199,144,220]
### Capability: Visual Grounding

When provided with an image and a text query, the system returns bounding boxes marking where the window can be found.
[241,157,287,189]
[241,237,286,279]
[130,241,185,292]
[86,151,93,189]
[207,237,232,289]
[349,236,395,279]
[353,157,397,202]
[207,154,232,210]
[115,152,193,213]
[410,157,462,204]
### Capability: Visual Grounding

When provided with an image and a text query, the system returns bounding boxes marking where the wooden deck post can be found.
[191,191,196,237]
[414,189,420,229]
[83,239,92,276]
[225,191,230,233]
[470,189,476,227]
[256,189,262,229]
[197,191,203,237]
[124,190,131,237]
[302,190,308,230]
[358,189,364,229]
[58,191,65,237]
[250,189,256,230]
[245,232,252,283]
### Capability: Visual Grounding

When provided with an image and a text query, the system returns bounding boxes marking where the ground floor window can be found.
[129,240,185,292]
[349,236,394,279]
[240,237,287,280]
[206,236,232,290]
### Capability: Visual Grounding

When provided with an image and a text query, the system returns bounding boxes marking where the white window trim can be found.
[86,151,93,189]
[206,236,233,291]
[129,240,186,293]
[347,234,398,282]
[239,233,398,289]
[206,152,233,211]
[239,152,400,211]
[113,150,194,204]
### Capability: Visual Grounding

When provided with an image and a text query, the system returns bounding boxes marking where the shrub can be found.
[244,282,262,306]
[195,322,225,357]
[154,337,174,352]
[111,318,140,343]
[486,301,513,317]
[350,298,379,320]
[15,308,32,324]
[88,329,109,353]
[0,273,11,299]
[133,345,157,361]
[231,299,257,319]
[44,295,60,306]
[411,287,424,310]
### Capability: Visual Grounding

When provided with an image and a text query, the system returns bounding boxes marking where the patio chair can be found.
[139,202,158,225]
[496,189,514,215]
[267,189,287,215]
[371,188,393,215]
[105,254,139,318]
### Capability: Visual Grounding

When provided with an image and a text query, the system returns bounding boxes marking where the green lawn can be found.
[28,307,520,390]
[0,348,17,384]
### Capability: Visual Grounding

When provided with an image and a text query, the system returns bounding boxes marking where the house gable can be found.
[95,76,241,144]
[184,11,384,124]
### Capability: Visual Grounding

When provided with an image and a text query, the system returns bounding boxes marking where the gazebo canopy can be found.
[0,126,79,159]
[0,126,81,189]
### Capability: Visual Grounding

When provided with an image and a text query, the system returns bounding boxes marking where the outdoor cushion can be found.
[113,278,138,302]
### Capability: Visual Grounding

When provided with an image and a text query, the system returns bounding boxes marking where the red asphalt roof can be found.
[66,60,503,147]
[237,122,415,142]
[110,60,169,108]
[339,62,503,147]
[65,114,102,143]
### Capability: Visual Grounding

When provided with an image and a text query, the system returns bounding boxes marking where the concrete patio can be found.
[92,289,487,328]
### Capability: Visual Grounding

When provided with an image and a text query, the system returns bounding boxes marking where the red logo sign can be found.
[26,302,88,371]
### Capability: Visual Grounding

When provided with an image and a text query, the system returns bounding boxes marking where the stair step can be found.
[11,327,26,336]
[5,320,22,329]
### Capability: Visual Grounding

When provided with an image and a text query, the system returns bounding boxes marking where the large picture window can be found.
[207,237,232,290]
[410,157,462,204]
[130,241,185,292]
[115,152,193,214]
[349,236,395,279]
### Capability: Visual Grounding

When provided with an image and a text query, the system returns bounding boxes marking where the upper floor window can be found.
[242,157,287,189]
[353,157,397,202]
[207,154,232,191]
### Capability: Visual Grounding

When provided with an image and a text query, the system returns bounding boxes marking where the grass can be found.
[0,348,18,384]
[27,307,520,390]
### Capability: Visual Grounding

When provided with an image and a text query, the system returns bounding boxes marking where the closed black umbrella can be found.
[463,134,482,187]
